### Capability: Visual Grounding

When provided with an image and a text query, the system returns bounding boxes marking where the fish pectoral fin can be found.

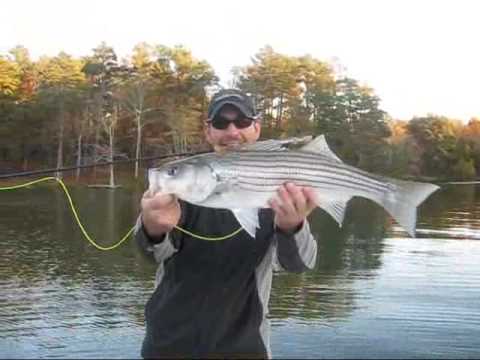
[318,199,350,226]
[300,135,343,163]
[231,208,260,238]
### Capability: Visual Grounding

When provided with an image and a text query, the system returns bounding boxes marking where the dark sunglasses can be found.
[208,115,255,130]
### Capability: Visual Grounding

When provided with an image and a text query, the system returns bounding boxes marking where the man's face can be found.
[204,106,261,152]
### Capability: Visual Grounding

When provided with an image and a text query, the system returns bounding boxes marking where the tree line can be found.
[1,43,479,184]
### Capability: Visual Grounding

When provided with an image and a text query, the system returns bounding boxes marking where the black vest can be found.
[142,201,275,359]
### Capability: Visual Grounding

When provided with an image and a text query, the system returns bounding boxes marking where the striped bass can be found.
[148,135,440,237]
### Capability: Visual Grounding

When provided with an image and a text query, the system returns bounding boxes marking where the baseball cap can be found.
[207,89,258,120]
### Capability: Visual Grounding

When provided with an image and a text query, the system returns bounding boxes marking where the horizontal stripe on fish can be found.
[219,160,391,193]
[225,151,388,181]
[223,152,389,187]
[147,137,440,238]
[236,175,390,196]
[229,167,390,195]
[234,169,390,190]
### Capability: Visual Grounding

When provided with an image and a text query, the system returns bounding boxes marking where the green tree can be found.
[9,45,38,101]
[124,43,158,178]
[408,115,463,178]
[82,42,127,185]
[451,141,476,180]
[0,56,21,163]
[0,47,42,169]
[36,52,86,178]
[0,57,21,97]
[385,120,422,177]
[150,45,217,152]
[318,78,391,172]
[461,118,480,177]
[234,46,298,136]
[234,47,335,139]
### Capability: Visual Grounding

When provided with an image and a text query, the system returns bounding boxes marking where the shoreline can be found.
[1,173,478,188]
[0,171,147,190]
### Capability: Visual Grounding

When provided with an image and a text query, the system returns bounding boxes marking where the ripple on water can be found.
[2,187,480,358]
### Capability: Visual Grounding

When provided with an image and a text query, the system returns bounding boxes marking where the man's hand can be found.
[268,183,317,233]
[141,190,181,238]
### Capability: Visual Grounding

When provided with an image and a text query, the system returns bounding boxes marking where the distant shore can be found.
[0,170,147,190]
[1,171,478,189]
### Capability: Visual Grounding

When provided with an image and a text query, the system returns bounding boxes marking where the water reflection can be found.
[0,186,154,358]
[392,184,480,239]
[271,198,388,325]
[1,185,480,358]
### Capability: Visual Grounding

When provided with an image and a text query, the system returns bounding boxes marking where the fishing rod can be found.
[0,150,211,180]
[0,147,242,250]
[0,176,243,249]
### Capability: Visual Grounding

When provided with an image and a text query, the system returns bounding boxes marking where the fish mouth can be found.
[147,183,161,195]
[147,168,162,194]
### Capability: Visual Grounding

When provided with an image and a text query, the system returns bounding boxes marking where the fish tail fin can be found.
[375,179,440,237]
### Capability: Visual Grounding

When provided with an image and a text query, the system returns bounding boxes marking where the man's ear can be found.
[253,120,261,139]
[204,120,212,143]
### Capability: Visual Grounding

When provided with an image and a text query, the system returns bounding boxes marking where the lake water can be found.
[1,182,479,358]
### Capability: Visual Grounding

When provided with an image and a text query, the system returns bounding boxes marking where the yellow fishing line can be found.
[174,224,244,241]
[0,177,243,250]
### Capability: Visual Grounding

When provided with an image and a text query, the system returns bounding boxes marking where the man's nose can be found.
[224,122,240,135]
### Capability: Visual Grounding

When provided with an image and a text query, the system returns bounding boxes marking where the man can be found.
[136,89,318,359]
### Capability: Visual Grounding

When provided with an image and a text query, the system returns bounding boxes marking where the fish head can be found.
[148,156,218,203]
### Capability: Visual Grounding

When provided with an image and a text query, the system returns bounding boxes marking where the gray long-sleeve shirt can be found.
[136,200,317,359]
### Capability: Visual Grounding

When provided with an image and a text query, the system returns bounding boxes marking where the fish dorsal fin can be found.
[241,139,287,151]
[300,135,343,163]
[231,208,260,238]
[241,136,313,152]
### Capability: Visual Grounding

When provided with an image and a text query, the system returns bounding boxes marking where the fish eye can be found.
[167,166,179,177]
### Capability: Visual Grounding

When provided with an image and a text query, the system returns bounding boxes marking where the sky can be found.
[1,0,479,121]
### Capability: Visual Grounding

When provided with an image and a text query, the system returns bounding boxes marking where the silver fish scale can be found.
[148,144,440,236]
[210,150,394,196]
